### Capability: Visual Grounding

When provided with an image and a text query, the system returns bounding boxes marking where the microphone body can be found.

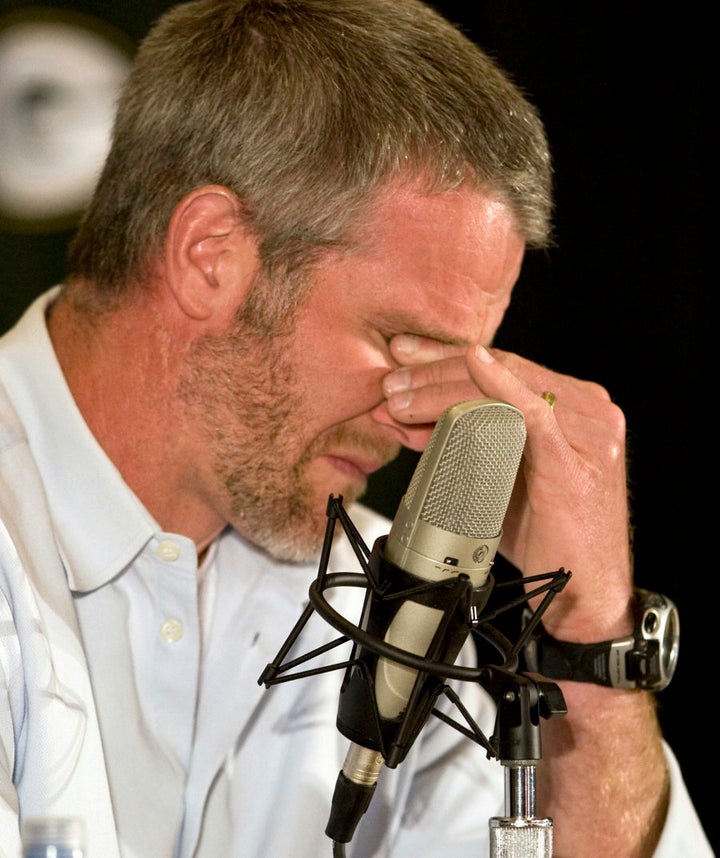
[327,398,526,842]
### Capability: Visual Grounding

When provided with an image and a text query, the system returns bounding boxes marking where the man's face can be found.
[183,180,525,561]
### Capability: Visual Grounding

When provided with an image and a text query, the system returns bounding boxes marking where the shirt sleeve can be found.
[0,581,23,858]
[653,741,713,856]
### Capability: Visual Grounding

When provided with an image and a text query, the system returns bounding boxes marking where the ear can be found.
[164,184,260,322]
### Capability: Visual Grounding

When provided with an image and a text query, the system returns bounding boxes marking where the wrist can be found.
[522,588,680,691]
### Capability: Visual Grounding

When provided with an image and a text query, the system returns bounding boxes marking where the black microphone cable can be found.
[325,742,382,848]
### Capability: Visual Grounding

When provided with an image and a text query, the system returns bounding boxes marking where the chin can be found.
[320,485,366,518]
[245,518,324,564]
[315,469,367,509]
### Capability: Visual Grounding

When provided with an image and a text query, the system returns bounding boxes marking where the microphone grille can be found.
[404,399,526,539]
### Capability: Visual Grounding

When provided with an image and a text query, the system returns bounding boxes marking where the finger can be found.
[383,355,474,401]
[480,347,613,414]
[384,340,613,427]
[389,333,467,366]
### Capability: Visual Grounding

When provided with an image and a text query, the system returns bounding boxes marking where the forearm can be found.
[540,684,668,858]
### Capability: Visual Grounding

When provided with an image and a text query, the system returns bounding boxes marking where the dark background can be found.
[0,1,712,848]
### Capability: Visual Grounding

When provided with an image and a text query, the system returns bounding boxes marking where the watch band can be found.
[522,588,680,691]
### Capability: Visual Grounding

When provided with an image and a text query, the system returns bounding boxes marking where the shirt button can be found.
[157,540,181,561]
[160,617,184,643]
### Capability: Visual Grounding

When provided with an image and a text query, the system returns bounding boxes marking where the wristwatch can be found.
[522,588,680,691]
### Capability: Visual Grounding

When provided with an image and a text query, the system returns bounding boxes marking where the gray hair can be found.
[67,0,552,307]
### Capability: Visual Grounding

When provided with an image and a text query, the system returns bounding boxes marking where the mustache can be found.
[302,425,401,470]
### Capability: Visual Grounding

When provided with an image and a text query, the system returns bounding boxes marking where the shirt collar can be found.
[0,286,157,591]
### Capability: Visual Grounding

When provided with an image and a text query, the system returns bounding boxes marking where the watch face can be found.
[660,601,680,685]
[639,590,680,690]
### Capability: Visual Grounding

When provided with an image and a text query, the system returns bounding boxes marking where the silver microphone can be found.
[375,398,526,719]
[327,398,527,845]
[385,397,526,583]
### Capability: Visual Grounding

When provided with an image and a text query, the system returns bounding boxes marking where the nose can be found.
[370,401,435,452]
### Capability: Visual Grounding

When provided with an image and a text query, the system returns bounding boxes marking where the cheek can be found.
[485,301,510,343]
[292,336,393,420]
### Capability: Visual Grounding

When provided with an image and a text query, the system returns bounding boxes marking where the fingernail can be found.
[474,344,494,363]
[387,390,413,411]
[383,369,411,395]
[392,334,421,356]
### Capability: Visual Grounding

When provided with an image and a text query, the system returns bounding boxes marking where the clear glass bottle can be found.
[21,816,85,858]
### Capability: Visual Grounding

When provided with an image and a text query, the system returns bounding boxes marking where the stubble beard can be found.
[179,320,396,563]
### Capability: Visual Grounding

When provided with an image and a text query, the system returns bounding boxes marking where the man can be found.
[0,0,711,856]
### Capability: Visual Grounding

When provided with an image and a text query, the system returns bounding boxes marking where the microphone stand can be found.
[480,666,566,857]
[258,495,570,857]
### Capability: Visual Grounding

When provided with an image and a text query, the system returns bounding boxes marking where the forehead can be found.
[341,180,525,343]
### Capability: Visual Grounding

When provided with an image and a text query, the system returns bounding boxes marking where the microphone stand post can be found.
[483,667,567,857]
